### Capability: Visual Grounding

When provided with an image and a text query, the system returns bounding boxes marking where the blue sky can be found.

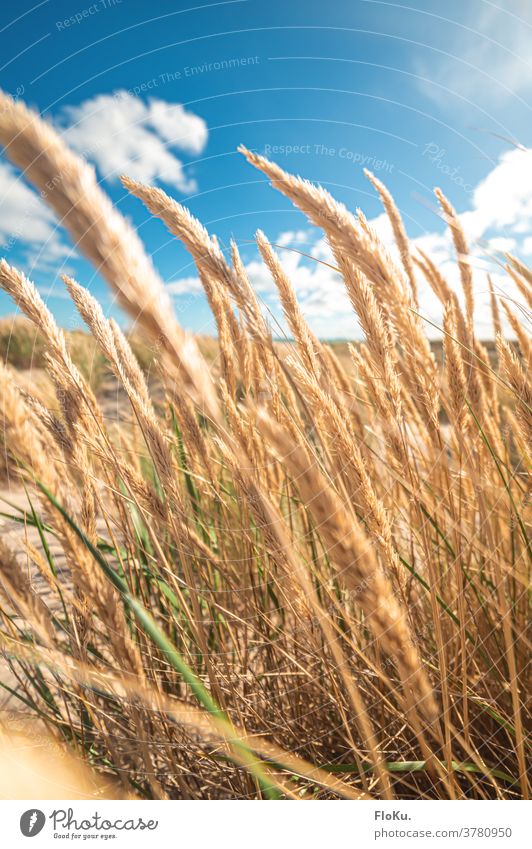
[0,0,531,337]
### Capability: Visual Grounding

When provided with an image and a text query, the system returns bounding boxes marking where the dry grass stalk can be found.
[240,147,439,433]
[497,335,532,444]
[256,230,322,379]
[434,188,475,328]
[0,90,217,418]
[364,169,419,305]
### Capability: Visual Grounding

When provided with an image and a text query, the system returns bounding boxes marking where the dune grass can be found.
[0,90,529,800]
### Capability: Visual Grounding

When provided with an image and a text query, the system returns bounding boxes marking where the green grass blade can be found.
[35,479,282,799]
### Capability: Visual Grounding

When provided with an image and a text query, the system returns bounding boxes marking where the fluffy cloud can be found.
[0,92,208,280]
[59,92,208,190]
[0,162,72,268]
[464,147,532,238]
[521,237,532,255]
[165,276,204,296]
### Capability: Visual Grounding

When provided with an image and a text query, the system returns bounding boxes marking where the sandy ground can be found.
[0,486,55,714]
[0,371,136,715]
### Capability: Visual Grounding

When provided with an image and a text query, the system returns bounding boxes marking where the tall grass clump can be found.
[0,90,529,800]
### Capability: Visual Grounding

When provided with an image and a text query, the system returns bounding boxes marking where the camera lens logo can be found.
[20,810,46,837]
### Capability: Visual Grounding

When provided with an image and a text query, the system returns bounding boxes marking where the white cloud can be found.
[59,92,208,191]
[416,2,532,106]
[146,99,207,153]
[165,276,204,296]
[521,236,532,255]
[0,92,208,279]
[0,162,72,267]
[464,147,532,238]
[275,230,312,248]
[485,236,517,253]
